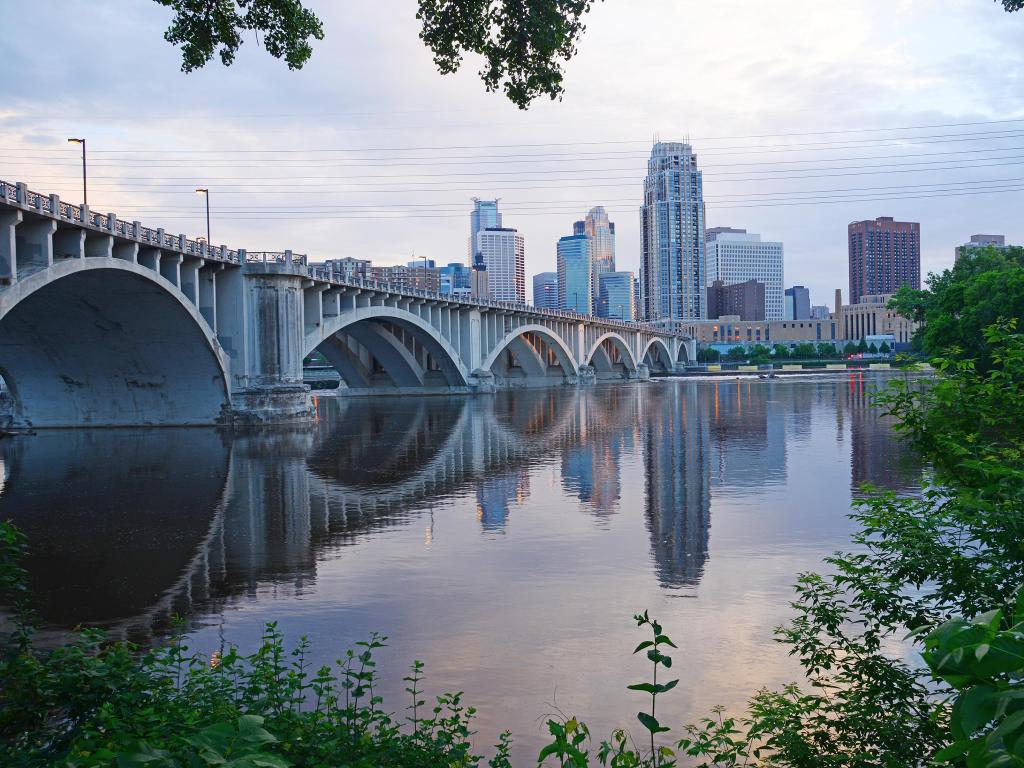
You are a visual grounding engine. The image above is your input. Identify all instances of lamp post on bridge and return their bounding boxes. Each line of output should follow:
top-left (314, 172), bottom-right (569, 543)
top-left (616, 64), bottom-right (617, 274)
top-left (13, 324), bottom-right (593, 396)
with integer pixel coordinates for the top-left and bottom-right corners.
top-left (195, 188), bottom-right (210, 245)
top-left (67, 138), bottom-right (86, 206)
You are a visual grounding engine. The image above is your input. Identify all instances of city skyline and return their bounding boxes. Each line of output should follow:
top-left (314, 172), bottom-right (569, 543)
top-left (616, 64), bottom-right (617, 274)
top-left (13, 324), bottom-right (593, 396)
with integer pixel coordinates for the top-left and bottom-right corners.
top-left (2, 2), bottom-right (1021, 312)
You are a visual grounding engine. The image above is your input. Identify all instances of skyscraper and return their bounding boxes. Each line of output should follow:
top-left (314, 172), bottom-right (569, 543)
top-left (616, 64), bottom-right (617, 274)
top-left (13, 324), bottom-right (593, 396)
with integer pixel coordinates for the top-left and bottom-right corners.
top-left (640, 142), bottom-right (706, 323)
top-left (847, 217), bottom-right (920, 305)
top-left (576, 206), bottom-right (616, 314)
top-left (470, 198), bottom-right (501, 247)
top-left (532, 271), bottom-right (559, 310)
top-left (469, 199), bottom-right (524, 303)
top-left (557, 234), bottom-right (592, 314)
top-left (705, 229), bottom-right (785, 320)
top-left (597, 271), bottom-right (635, 320)
top-left (475, 227), bottom-right (525, 302)
top-left (784, 285), bottom-right (811, 320)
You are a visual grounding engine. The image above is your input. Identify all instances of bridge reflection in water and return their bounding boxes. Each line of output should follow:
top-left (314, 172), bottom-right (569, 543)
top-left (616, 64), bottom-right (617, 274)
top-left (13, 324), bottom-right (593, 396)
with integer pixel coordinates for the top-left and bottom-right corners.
top-left (0, 377), bottom-right (919, 645)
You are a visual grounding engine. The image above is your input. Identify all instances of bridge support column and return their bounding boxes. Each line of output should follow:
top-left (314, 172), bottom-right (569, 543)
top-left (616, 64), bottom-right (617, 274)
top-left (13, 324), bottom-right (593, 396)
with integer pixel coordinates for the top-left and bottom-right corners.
top-left (636, 363), bottom-right (650, 381)
top-left (228, 267), bottom-right (314, 425)
top-left (468, 368), bottom-right (496, 393)
top-left (0, 209), bottom-right (21, 284)
top-left (577, 364), bottom-right (596, 385)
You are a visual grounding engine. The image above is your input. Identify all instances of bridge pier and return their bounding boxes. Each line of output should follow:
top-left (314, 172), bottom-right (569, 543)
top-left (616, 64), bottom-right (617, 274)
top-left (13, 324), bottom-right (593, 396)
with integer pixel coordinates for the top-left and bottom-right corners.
top-left (228, 265), bottom-right (314, 425)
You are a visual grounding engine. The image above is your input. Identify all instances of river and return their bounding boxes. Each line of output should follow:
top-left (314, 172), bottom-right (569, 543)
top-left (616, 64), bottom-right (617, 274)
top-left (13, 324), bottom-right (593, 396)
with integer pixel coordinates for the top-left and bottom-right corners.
top-left (0, 373), bottom-right (920, 761)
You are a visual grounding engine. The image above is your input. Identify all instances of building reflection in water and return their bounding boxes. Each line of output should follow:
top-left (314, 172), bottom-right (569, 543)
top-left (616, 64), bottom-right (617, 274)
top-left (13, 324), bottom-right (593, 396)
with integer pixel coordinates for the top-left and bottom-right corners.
top-left (841, 371), bottom-right (921, 494)
top-left (643, 384), bottom-right (711, 588)
top-left (0, 376), bottom-right (919, 640)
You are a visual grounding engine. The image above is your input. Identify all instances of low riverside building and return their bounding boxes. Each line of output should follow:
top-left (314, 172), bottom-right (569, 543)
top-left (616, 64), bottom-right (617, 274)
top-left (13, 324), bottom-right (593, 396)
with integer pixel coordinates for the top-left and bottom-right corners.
top-left (683, 287), bottom-right (917, 352)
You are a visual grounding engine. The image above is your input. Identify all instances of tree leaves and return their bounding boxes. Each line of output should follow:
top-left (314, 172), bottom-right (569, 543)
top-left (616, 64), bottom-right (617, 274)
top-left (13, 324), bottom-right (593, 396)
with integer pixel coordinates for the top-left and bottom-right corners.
top-left (415, 0), bottom-right (598, 109)
top-left (155, 0), bottom-right (324, 72)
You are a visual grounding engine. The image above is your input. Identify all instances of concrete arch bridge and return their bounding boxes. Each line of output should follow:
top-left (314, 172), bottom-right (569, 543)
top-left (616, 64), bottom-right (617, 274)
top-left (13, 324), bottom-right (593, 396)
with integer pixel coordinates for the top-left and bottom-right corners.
top-left (0, 180), bottom-right (693, 427)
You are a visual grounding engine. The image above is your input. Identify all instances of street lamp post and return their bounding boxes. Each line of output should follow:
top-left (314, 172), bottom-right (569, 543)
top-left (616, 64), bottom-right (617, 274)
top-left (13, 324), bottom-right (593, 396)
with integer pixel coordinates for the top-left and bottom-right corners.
top-left (195, 188), bottom-right (210, 245)
top-left (67, 138), bottom-right (86, 205)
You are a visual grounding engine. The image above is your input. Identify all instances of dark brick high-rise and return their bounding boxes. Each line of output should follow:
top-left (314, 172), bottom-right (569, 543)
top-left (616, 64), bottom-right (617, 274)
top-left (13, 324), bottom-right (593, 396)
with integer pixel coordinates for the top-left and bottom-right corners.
top-left (847, 217), bottom-right (920, 305)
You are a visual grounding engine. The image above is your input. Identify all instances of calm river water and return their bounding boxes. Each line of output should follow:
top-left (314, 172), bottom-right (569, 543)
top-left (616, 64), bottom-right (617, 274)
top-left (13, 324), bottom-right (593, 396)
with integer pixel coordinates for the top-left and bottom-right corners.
top-left (0, 374), bottom-right (920, 761)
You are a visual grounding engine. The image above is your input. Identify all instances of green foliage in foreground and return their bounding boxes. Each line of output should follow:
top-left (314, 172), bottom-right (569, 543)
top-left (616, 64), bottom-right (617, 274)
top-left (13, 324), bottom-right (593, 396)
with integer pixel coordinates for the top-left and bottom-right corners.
top-left (0, 587), bottom-right (508, 766)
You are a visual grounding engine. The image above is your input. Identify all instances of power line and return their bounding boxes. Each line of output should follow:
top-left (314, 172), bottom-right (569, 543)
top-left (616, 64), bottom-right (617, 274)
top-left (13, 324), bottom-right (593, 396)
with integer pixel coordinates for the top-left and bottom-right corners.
top-left (92, 184), bottom-right (1024, 221)
top-left (5, 124), bottom-right (1024, 158)
top-left (16, 156), bottom-right (1024, 195)
top-left (96, 176), bottom-right (1024, 211)
top-left (12, 144), bottom-right (1024, 180)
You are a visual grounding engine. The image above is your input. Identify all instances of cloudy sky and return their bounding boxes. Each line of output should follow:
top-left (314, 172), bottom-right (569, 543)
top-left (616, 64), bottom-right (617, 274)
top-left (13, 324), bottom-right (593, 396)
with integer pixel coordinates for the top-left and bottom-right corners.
top-left (2, 0), bottom-right (1023, 308)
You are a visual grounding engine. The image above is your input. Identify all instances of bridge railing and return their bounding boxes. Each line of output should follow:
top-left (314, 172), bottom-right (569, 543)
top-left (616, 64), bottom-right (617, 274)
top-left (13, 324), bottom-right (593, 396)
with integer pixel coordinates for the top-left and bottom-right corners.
top-left (304, 265), bottom-right (667, 334)
top-left (1, 179), bottom-right (243, 265)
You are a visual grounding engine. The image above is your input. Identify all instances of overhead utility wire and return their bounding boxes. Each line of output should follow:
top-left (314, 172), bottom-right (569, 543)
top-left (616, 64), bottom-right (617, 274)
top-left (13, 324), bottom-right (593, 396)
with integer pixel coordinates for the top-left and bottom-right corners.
top-left (99, 184), bottom-right (1024, 220)
top-left (14, 144), bottom-right (1024, 180)
top-left (5, 124), bottom-right (1024, 157)
top-left (103, 176), bottom-right (1024, 211)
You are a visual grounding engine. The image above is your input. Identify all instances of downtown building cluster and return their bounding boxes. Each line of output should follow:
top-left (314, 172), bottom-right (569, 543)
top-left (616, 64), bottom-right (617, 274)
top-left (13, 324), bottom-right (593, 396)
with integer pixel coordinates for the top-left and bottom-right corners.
top-left (320, 140), bottom-right (1014, 355)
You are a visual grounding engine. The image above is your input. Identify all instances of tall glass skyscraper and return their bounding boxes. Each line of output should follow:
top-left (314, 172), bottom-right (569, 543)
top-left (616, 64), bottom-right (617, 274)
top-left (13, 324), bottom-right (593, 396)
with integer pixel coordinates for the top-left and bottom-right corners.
top-left (557, 234), bottom-right (592, 314)
top-left (470, 199), bottom-right (501, 245)
top-left (575, 206), bottom-right (616, 314)
top-left (640, 142), bottom-right (706, 322)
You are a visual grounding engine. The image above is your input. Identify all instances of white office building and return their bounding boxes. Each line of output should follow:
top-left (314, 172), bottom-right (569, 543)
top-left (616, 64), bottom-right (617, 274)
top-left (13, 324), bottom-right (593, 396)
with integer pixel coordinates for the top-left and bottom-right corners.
top-left (475, 227), bottom-right (525, 303)
top-left (705, 230), bottom-right (785, 321)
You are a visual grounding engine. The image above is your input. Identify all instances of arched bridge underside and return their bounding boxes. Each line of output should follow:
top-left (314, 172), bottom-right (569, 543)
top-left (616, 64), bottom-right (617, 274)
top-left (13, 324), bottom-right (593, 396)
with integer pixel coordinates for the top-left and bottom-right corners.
top-left (0, 181), bottom-right (693, 426)
top-left (0, 260), bottom-right (229, 427)
top-left (303, 296), bottom-right (692, 396)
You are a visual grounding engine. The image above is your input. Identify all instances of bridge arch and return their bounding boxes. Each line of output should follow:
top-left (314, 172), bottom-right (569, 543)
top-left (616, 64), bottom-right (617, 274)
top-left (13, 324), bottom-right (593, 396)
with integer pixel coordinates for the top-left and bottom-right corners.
top-left (585, 332), bottom-right (638, 379)
top-left (642, 338), bottom-right (674, 373)
top-left (676, 339), bottom-right (692, 364)
top-left (483, 324), bottom-right (579, 385)
top-left (0, 259), bottom-right (230, 427)
top-left (310, 306), bottom-right (470, 391)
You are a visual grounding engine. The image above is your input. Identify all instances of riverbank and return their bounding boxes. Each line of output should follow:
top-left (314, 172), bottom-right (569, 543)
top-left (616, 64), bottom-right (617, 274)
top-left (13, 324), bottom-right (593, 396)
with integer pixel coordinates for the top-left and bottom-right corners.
top-left (658, 361), bottom-right (928, 378)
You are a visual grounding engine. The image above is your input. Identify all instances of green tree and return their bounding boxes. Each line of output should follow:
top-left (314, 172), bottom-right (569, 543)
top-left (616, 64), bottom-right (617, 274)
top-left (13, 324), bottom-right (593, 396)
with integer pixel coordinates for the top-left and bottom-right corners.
top-left (816, 342), bottom-right (836, 358)
top-left (772, 344), bottom-right (789, 359)
top-left (696, 347), bottom-right (720, 363)
top-left (791, 342), bottom-right (816, 360)
top-left (857, 338), bottom-right (869, 353)
top-left (879, 341), bottom-right (891, 354)
top-left (155, 0), bottom-right (325, 71)
top-left (154, 0), bottom-right (600, 108)
top-left (843, 341), bottom-right (858, 356)
top-left (868, 342), bottom-right (879, 354)
top-left (890, 245), bottom-right (1024, 369)
top-left (747, 344), bottom-right (771, 362)
top-left (725, 346), bottom-right (746, 362)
